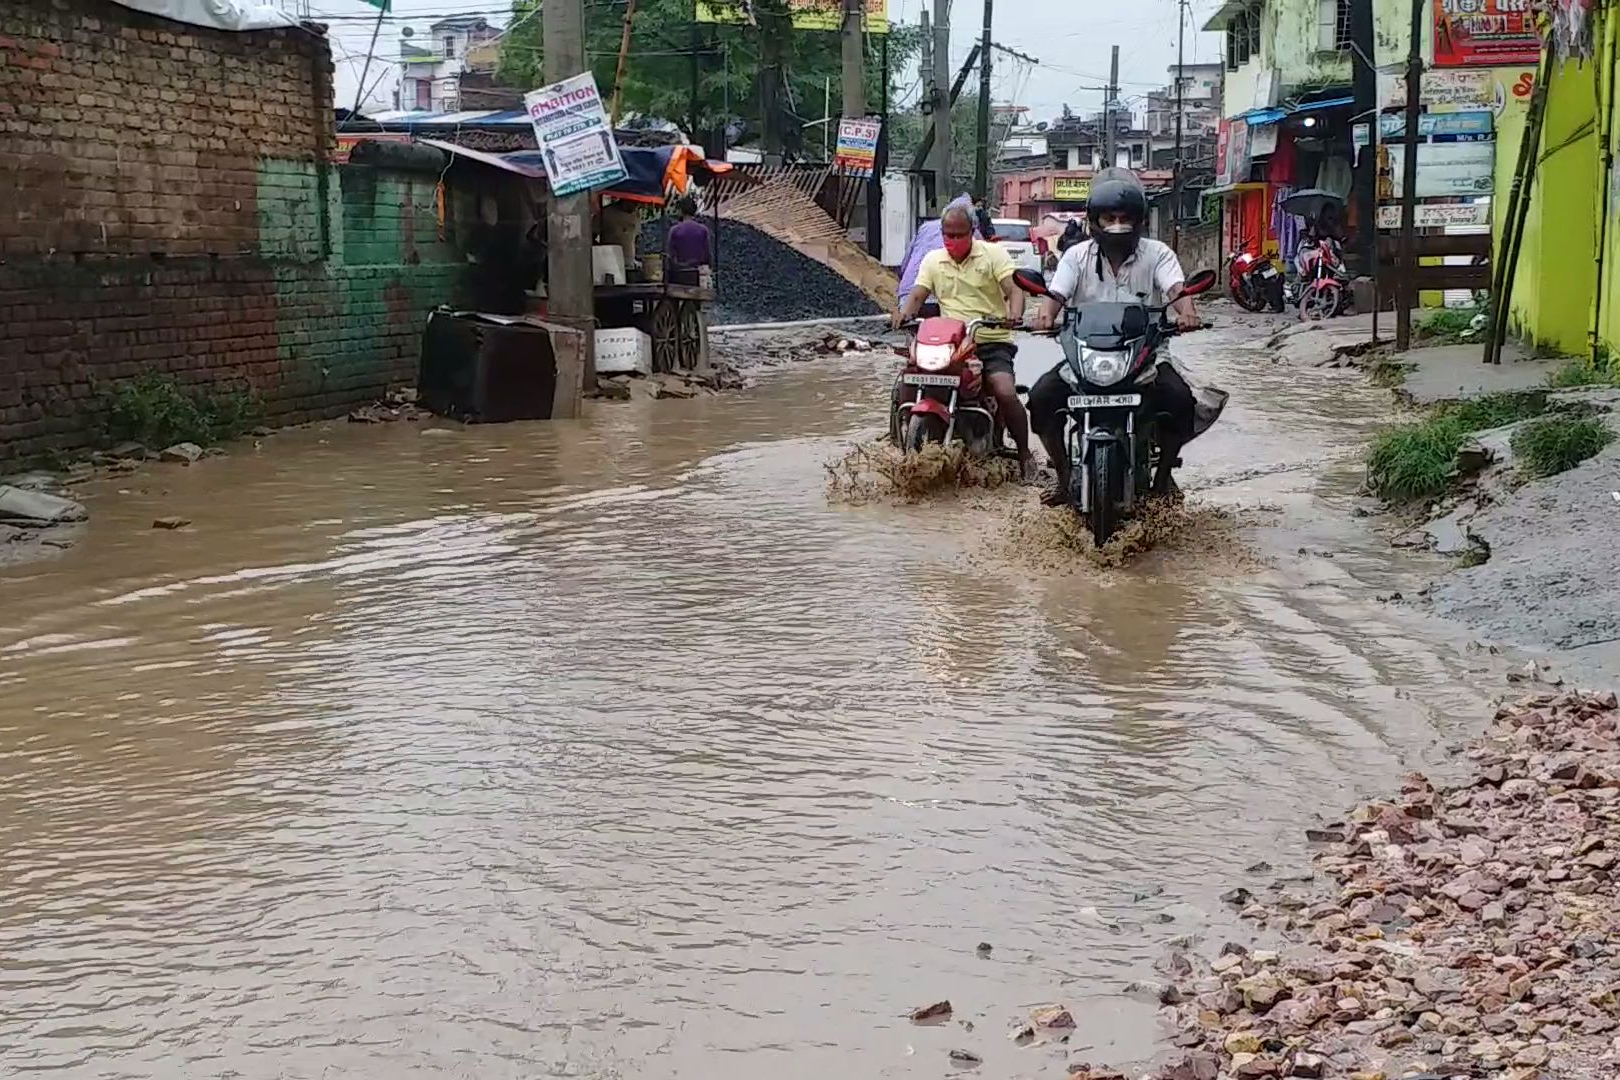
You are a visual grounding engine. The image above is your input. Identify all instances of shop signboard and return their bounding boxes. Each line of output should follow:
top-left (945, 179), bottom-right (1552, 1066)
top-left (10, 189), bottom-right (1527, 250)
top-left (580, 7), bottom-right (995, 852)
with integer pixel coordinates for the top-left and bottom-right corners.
top-left (1433, 0), bottom-right (1541, 67)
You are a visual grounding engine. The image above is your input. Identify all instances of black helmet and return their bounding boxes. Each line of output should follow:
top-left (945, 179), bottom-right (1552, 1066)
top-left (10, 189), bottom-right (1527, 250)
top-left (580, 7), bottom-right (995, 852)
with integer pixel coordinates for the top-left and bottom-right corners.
top-left (1086, 169), bottom-right (1147, 260)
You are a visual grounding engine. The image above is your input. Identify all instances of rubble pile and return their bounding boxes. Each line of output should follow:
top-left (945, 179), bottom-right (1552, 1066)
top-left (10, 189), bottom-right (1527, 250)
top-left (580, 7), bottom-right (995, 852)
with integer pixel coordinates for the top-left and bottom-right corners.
top-left (592, 366), bottom-right (747, 403)
top-left (1116, 689), bottom-right (1620, 1080)
top-left (639, 219), bottom-right (882, 325)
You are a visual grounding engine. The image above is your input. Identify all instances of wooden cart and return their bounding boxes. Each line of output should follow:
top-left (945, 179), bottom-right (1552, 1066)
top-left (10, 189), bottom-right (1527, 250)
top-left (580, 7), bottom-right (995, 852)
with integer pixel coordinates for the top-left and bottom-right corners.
top-left (593, 282), bottom-right (714, 373)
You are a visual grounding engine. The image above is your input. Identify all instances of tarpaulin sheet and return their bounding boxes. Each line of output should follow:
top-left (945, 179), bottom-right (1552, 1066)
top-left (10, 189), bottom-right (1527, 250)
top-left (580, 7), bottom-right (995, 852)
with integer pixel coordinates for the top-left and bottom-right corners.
top-left (417, 139), bottom-right (731, 205)
top-left (109, 0), bottom-right (297, 32)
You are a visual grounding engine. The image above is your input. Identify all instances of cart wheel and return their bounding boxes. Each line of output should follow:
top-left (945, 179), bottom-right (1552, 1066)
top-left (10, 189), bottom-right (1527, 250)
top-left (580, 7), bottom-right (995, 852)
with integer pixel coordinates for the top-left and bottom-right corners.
top-left (651, 299), bottom-right (679, 373)
top-left (677, 301), bottom-right (703, 370)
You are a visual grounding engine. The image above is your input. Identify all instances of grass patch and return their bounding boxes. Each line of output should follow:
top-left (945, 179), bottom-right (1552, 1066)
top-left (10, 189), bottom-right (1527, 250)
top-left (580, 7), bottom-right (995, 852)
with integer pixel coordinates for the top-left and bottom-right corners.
top-left (1366, 391), bottom-right (1548, 502)
top-left (99, 373), bottom-right (260, 449)
top-left (1415, 304), bottom-right (1486, 345)
top-left (1511, 415), bottom-right (1615, 478)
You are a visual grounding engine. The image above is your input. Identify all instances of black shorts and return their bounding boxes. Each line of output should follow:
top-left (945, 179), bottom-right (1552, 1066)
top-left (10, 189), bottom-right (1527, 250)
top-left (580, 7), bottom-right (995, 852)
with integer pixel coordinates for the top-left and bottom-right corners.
top-left (976, 340), bottom-right (1017, 379)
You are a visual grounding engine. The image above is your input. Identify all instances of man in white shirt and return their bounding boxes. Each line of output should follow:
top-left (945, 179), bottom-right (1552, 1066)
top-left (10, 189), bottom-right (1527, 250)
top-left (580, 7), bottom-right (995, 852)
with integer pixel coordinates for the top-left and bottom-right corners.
top-left (1026, 170), bottom-right (1203, 502)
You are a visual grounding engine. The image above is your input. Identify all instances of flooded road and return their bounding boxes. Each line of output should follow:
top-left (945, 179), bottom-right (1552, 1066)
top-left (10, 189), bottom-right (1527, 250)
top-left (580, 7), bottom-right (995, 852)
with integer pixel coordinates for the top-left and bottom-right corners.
top-left (0, 313), bottom-right (1492, 1079)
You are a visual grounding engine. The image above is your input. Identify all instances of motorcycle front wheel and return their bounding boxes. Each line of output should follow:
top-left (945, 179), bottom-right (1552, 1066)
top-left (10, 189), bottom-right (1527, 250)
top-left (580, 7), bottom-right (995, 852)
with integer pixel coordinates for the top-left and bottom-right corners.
top-left (904, 412), bottom-right (948, 453)
top-left (1300, 281), bottom-right (1343, 322)
top-left (1085, 441), bottom-right (1123, 548)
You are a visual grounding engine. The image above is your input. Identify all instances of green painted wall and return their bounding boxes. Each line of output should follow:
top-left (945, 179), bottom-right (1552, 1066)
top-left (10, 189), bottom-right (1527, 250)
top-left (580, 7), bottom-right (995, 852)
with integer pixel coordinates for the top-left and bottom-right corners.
top-left (254, 160), bottom-right (467, 410)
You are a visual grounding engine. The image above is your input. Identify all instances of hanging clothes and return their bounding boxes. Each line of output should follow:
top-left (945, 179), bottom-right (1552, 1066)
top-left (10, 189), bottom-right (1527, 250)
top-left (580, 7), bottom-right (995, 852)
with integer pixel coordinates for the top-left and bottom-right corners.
top-left (1271, 184), bottom-right (1303, 269)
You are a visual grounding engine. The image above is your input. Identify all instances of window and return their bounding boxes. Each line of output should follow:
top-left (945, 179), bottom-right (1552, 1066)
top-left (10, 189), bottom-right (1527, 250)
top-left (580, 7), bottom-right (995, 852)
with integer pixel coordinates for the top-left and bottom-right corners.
top-left (415, 79), bottom-right (431, 109)
top-left (1317, 0), bottom-right (1352, 51)
top-left (444, 36), bottom-right (456, 57)
top-left (1247, 9), bottom-right (1262, 57)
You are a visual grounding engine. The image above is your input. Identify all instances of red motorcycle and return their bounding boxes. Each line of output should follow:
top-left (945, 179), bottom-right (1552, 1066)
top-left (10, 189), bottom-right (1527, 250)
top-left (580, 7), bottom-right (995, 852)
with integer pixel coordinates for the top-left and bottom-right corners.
top-left (1290, 236), bottom-right (1352, 321)
top-left (888, 315), bottom-right (1009, 456)
top-left (1228, 237), bottom-right (1284, 312)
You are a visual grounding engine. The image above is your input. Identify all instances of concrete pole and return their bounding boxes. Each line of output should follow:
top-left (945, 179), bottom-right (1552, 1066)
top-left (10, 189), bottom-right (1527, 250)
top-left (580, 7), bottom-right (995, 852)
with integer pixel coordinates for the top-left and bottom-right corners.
top-left (544, 0), bottom-right (594, 408)
top-left (973, 0), bottom-right (992, 200)
top-left (920, 9), bottom-right (934, 205)
top-left (842, 0), bottom-right (868, 238)
top-left (1173, 0), bottom-right (1185, 251)
top-left (1394, 0), bottom-right (1423, 351)
top-left (932, 0), bottom-right (953, 210)
top-left (1104, 45), bottom-right (1119, 168)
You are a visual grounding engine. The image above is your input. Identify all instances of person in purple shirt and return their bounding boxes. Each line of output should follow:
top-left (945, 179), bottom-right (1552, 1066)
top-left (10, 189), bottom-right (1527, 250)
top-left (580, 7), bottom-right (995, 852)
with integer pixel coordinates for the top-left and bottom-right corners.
top-left (665, 197), bottom-right (711, 284)
top-left (896, 193), bottom-right (973, 310)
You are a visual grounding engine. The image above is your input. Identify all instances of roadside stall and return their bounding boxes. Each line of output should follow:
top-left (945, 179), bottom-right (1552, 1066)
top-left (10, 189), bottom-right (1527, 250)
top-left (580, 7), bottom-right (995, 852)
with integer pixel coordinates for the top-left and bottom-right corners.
top-left (416, 139), bottom-right (735, 374)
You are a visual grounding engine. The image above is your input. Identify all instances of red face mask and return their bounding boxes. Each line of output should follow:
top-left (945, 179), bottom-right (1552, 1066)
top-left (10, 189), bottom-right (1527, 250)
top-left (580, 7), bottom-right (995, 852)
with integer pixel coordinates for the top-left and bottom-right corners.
top-left (944, 235), bottom-right (973, 262)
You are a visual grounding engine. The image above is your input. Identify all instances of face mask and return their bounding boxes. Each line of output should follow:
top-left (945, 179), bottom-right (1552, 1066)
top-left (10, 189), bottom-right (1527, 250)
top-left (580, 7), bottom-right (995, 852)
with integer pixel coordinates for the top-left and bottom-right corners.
top-left (944, 235), bottom-right (973, 262)
top-left (1101, 223), bottom-right (1134, 235)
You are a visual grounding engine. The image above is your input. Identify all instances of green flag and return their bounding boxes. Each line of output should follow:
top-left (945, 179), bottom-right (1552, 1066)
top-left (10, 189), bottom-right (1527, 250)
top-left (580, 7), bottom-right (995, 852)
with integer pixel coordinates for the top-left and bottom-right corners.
top-left (359, 0), bottom-right (391, 9)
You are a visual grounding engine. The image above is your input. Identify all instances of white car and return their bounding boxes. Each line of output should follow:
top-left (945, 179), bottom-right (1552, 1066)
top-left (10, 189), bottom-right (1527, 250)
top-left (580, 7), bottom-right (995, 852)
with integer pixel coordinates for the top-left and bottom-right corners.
top-left (991, 218), bottom-right (1041, 273)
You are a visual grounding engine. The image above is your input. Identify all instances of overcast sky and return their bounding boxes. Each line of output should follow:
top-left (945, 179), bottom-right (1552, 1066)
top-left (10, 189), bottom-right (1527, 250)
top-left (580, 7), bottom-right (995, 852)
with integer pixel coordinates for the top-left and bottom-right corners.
top-left (308, 0), bottom-right (1228, 123)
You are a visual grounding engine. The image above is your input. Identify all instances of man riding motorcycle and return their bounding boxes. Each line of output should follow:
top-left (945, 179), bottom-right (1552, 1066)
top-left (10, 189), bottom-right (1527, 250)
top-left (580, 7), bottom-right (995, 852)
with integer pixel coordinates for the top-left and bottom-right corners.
top-left (892, 204), bottom-right (1036, 481)
top-left (1028, 169), bottom-right (1205, 503)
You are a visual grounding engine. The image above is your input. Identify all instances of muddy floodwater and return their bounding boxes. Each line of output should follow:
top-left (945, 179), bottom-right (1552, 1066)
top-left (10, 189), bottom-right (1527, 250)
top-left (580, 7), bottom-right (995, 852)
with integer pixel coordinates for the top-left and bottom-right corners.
top-left (1, 316), bottom-right (1496, 1079)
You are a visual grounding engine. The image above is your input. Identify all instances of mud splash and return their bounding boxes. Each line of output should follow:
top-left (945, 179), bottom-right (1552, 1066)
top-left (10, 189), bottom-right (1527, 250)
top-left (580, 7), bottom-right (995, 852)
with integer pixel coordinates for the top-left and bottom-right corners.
top-left (824, 439), bottom-right (1019, 503)
top-left (989, 497), bottom-right (1262, 572)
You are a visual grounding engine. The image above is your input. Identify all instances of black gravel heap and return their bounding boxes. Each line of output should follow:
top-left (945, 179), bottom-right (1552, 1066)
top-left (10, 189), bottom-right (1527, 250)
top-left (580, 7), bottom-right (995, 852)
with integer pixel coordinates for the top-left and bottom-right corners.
top-left (639, 219), bottom-right (881, 326)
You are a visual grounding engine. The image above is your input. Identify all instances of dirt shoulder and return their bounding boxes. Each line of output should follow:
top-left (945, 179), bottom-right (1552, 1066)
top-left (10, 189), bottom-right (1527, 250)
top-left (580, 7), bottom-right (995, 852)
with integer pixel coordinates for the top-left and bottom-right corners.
top-left (1075, 687), bottom-right (1620, 1080)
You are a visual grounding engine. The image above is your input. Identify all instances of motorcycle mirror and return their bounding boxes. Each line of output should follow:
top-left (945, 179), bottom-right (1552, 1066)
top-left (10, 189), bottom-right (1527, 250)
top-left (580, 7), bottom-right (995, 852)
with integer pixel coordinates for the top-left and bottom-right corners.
top-left (1012, 268), bottom-right (1049, 296)
top-left (1181, 269), bottom-right (1218, 297)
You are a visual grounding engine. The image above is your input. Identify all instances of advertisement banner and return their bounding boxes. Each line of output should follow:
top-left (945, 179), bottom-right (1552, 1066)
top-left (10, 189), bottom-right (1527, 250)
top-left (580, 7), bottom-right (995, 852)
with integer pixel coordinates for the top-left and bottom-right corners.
top-left (1433, 0), bottom-right (1541, 67)
top-left (1052, 177), bottom-right (1091, 201)
top-left (1353, 109), bottom-right (1494, 147)
top-left (697, 0), bottom-right (889, 33)
top-left (1228, 118), bottom-right (1251, 183)
top-left (524, 72), bottom-right (628, 197)
top-left (1215, 119), bottom-right (1231, 187)
top-left (833, 118), bottom-right (881, 177)
top-left (1386, 142), bottom-right (1496, 197)
top-left (1375, 202), bottom-right (1491, 229)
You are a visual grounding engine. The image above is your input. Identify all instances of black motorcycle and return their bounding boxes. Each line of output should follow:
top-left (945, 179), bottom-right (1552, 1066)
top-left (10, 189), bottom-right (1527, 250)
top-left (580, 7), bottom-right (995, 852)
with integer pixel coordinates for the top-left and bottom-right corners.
top-left (1014, 268), bottom-right (1218, 546)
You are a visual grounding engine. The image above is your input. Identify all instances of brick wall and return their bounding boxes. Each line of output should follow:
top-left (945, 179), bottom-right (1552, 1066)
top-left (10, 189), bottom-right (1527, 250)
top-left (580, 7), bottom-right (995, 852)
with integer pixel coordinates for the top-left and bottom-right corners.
top-left (0, 0), bottom-right (468, 462)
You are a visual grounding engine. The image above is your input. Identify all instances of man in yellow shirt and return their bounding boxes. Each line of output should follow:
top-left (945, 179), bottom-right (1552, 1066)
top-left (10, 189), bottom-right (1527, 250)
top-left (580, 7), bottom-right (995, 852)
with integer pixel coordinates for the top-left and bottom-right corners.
top-left (892, 205), bottom-right (1034, 480)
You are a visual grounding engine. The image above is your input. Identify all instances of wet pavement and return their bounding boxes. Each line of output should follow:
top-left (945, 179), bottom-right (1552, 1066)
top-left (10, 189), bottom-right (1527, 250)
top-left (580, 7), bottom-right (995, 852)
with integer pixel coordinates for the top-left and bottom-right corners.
top-left (0, 310), bottom-right (1498, 1079)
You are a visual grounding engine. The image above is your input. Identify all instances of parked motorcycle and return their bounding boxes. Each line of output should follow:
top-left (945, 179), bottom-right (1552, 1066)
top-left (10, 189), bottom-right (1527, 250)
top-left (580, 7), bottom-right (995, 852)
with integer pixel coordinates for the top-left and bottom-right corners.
top-left (1013, 267), bottom-right (1218, 547)
top-left (1286, 236), bottom-right (1352, 320)
top-left (888, 315), bottom-right (1010, 456)
top-left (1227, 238), bottom-right (1284, 313)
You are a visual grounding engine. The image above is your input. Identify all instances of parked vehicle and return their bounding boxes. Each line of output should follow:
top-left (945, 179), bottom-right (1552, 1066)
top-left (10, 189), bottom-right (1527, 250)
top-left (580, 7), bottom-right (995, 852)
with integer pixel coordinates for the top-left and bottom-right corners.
top-left (991, 218), bottom-right (1042, 274)
top-left (1227, 238), bottom-right (1284, 312)
top-left (1013, 267), bottom-right (1219, 547)
top-left (888, 315), bottom-right (1010, 457)
top-left (1287, 235), bottom-right (1353, 321)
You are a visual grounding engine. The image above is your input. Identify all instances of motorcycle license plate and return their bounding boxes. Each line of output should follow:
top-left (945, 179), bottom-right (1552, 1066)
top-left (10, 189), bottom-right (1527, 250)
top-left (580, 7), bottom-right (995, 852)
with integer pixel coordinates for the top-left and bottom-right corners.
top-left (1258, 266), bottom-right (1279, 279)
top-left (1067, 393), bottom-right (1141, 409)
top-left (902, 373), bottom-right (960, 387)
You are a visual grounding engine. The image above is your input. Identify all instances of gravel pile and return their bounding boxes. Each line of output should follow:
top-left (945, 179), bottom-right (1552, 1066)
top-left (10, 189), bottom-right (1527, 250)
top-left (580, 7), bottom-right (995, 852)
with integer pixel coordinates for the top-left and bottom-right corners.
top-left (1086, 684), bottom-right (1620, 1080)
top-left (639, 219), bottom-right (881, 326)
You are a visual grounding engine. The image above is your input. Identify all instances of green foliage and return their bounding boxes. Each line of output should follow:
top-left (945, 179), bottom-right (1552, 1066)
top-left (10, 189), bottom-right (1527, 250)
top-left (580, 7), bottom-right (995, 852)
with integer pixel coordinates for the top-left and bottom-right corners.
top-left (1547, 360), bottom-right (1609, 388)
top-left (884, 93), bottom-right (982, 188)
top-left (1414, 303), bottom-right (1486, 345)
top-left (1511, 415), bottom-right (1615, 478)
top-left (1365, 392), bottom-right (1547, 502)
top-left (498, 0), bottom-right (921, 154)
top-left (100, 374), bottom-right (260, 449)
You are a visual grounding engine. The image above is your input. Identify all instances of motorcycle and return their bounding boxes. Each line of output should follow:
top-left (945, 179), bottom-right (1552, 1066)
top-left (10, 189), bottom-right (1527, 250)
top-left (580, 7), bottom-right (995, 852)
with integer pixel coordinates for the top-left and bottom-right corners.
top-left (1012, 267), bottom-right (1219, 547)
top-left (888, 314), bottom-right (1010, 456)
top-left (1227, 238), bottom-right (1284, 313)
top-left (1287, 235), bottom-right (1352, 321)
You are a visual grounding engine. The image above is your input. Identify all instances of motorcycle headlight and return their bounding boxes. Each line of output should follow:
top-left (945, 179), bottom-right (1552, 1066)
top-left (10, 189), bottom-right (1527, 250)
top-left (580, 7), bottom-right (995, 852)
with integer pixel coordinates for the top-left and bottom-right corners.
top-left (915, 343), bottom-right (953, 371)
top-left (1078, 347), bottom-right (1130, 387)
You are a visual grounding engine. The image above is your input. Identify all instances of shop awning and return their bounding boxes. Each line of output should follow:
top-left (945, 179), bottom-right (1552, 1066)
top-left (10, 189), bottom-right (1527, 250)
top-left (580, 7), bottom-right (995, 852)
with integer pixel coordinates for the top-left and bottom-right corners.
top-left (1237, 95), bottom-right (1355, 128)
top-left (1240, 107), bottom-right (1287, 126)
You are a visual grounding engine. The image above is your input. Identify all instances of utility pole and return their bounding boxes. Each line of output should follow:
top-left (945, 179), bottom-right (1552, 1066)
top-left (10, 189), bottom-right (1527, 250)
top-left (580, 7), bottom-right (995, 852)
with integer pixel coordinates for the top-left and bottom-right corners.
top-left (920, 9), bottom-right (935, 206)
top-left (1394, 0), bottom-right (1423, 351)
top-left (1103, 45), bottom-right (1119, 168)
top-left (973, 0), bottom-right (993, 200)
top-left (1349, 0), bottom-right (1377, 288)
top-left (544, 0), bottom-right (594, 410)
top-left (841, 0), bottom-right (867, 239)
top-left (1172, 0), bottom-right (1186, 252)
top-left (932, 0), bottom-right (953, 209)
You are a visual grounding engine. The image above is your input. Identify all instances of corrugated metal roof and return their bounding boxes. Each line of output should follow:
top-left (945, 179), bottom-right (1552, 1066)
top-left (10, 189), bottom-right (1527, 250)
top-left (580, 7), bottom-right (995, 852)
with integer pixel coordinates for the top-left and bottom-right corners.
top-left (366, 109), bottom-right (531, 127)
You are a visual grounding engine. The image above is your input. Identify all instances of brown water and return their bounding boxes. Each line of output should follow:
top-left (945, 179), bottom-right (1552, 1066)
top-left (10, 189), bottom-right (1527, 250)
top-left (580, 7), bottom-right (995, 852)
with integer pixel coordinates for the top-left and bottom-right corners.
top-left (0, 315), bottom-right (1492, 1079)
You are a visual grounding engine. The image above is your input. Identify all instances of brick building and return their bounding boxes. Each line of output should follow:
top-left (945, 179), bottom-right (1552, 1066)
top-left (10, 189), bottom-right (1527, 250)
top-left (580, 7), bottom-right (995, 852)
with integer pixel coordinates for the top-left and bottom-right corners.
top-left (0, 0), bottom-right (468, 462)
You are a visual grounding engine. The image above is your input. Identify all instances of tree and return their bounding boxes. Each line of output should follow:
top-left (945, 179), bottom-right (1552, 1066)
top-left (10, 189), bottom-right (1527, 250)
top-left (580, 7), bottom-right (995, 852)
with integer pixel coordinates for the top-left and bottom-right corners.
top-left (497, 0), bottom-right (920, 157)
top-left (886, 93), bottom-right (981, 192)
